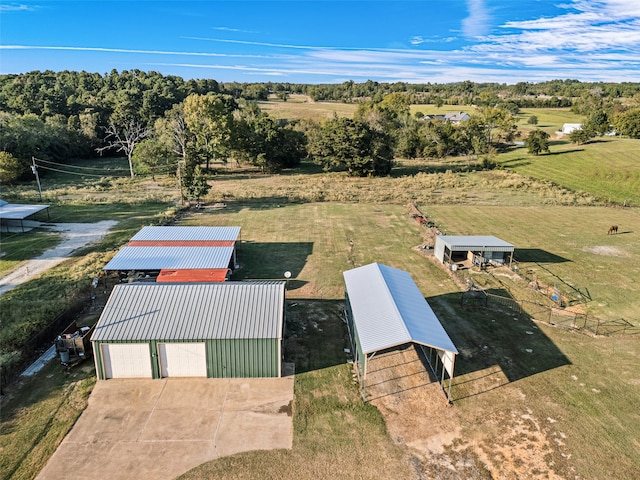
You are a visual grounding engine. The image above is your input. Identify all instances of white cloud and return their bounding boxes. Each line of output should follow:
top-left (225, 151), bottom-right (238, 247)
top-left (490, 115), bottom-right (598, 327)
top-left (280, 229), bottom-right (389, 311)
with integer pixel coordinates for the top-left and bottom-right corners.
top-left (0, 4), bottom-right (34, 12)
top-left (462, 0), bottom-right (491, 38)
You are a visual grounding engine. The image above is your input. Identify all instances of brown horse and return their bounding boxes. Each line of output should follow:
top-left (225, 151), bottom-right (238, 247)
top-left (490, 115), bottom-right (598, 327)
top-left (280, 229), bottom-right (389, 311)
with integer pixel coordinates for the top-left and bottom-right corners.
top-left (608, 225), bottom-right (618, 235)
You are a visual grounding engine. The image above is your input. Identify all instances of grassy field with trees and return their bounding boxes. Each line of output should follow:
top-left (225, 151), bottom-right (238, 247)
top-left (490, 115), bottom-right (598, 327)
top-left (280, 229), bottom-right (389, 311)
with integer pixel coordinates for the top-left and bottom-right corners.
top-left (1, 74), bottom-right (640, 479)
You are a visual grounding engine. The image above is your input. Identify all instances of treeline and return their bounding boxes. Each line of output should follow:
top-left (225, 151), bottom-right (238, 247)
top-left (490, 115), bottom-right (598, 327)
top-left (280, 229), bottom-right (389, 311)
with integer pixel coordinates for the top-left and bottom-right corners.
top-left (1, 70), bottom-right (640, 190)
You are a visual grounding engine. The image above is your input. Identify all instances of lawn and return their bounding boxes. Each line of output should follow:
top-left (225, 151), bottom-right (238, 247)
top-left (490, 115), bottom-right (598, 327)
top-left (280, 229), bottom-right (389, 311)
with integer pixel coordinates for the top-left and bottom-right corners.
top-left (498, 138), bottom-right (640, 205)
top-left (257, 95), bottom-right (358, 121)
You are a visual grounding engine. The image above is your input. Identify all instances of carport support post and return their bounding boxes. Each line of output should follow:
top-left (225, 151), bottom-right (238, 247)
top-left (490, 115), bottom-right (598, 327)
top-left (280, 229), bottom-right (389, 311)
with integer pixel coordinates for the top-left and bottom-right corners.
top-left (363, 355), bottom-right (367, 401)
top-left (447, 355), bottom-right (456, 403)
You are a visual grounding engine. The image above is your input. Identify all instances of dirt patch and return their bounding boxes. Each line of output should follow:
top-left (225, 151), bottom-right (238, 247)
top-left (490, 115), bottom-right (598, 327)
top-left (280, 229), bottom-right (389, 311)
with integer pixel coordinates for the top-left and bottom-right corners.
top-left (582, 245), bottom-right (629, 257)
top-left (365, 342), bottom-right (571, 479)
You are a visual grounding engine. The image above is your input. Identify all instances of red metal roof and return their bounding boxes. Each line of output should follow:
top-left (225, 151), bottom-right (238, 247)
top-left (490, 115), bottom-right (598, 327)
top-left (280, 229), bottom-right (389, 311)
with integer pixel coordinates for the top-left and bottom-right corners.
top-left (156, 268), bottom-right (230, 283)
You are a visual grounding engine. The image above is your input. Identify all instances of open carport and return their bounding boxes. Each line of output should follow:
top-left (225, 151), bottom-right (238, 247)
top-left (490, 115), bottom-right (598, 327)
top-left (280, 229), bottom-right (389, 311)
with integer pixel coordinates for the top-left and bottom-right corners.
top-left (343, 263), bottom-right (458, 402)
top-left (36, 377), bottom-right (294, 480)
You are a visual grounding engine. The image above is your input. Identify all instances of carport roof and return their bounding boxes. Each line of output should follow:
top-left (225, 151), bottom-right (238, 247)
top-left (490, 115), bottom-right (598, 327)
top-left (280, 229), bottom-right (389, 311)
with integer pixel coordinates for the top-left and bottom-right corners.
top-left (131, 226), bottom-right (241, 242)
top-left (343, 263), bottom-right (458, 355)
top-left (91, 281), bottom-right (285, 341)
top-left (437, 235), bottom-right (514, 252)
top-left (0, 201), bottom-right (49, 220)
top-left (103, 246), bottom-right (234, 270)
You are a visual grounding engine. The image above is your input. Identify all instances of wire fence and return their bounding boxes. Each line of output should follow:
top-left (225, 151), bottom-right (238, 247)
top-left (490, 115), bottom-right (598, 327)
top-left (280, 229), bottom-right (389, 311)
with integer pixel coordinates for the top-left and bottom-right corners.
top-left (461, 289), bottom-right (640, 337)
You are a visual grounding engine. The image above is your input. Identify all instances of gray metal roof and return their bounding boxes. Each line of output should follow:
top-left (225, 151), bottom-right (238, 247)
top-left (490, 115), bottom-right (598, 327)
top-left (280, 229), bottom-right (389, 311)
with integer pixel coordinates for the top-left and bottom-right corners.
top-left (103, 246), bottom-right (234, 270)
top-left (131, 226), bottom-right (241, 242)
top-left (0, 202), bottom-right (49, 220)
top-left (343, 263), bottom-right (458, 355)
top-left (437, 235), bottom-right (514, 252)
top-left (91, 282), bottom-right (285, 341)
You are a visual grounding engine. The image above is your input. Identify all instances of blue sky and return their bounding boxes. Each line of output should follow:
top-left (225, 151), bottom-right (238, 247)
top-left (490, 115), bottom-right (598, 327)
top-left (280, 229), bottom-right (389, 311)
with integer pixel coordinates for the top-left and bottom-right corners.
top-left (1, 0), bottom-right (639, 84)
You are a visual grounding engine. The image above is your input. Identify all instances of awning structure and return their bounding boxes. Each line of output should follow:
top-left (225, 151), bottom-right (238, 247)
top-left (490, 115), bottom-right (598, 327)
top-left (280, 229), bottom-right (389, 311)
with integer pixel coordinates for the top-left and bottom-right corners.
top-left (343, 263), bottom-right (458, 402)
top-left (0, 200), bottom-right (50, 232)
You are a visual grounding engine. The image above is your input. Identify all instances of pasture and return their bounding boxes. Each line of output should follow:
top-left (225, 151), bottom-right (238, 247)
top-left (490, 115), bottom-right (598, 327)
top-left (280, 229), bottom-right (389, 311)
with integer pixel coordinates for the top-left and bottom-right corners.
top-left (178, 201), bottom-right (640, 479)
top-left (499, 138), bottom-right (640, 206)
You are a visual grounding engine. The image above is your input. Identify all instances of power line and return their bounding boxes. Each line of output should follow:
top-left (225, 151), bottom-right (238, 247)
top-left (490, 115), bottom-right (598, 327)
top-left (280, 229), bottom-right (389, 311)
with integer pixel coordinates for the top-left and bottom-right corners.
top-left (34, 164), bottom-right (129, 178)
top-left (33, 157), bottom-right (130, 172)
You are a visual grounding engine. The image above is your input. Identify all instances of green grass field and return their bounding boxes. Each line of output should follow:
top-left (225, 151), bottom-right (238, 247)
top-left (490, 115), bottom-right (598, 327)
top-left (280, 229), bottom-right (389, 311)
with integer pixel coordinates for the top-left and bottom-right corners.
top-left (499, 138), bottom-right (640, 205)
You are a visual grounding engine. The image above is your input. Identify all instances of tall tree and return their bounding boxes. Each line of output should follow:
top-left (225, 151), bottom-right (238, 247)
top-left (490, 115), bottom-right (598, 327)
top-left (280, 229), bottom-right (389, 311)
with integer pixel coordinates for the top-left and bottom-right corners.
top-left (131, 138), bottom-right (174, 179)
top-left (308, 116), bottom-right (394, 177)
top-left (613, 108), bottom-right (640, 138)
top-left (96, 120), bottom-right (151, 177)
top-left (183, 93), bottom-right (237, 170)
top-left (525, 129), bottom-right (550, 155)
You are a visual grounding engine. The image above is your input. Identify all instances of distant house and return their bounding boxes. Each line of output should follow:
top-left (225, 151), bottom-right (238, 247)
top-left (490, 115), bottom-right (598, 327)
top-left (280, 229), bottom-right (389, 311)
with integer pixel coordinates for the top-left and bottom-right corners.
top-left (561, 123), bottom-right (582, 134)
top-left (423, 112), bottom-right (470, 124)
top-left (444, 112), bottom-right (471, 124)
top-left (424, 114), bottom-right (446, 122)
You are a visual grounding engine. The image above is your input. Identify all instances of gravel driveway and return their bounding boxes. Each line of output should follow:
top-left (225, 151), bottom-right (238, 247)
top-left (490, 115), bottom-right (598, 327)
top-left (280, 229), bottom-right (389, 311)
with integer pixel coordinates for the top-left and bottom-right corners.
top-left (0, 220), bottom-right (117, 296)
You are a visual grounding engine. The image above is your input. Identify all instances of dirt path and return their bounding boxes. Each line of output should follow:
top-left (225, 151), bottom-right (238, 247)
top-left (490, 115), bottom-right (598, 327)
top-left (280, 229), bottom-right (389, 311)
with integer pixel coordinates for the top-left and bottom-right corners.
top-left (0, 220), bottom-right (117, 296)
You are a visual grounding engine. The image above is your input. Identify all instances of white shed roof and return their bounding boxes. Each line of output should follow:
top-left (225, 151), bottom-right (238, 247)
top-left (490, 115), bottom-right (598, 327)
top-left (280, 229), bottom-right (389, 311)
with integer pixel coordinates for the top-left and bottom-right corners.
top-left (343, 263), bottom-right (458, 355)
top-left (131, 226), bottom-right (240, 242)
top-left (103, 246), bottom-right (234, 270)
top-left (437, 235), bottom-right (514, 252)
top-left (91, 281), bottom-right (285, 341)
top-left (0, 202), bottom-right (49, 220)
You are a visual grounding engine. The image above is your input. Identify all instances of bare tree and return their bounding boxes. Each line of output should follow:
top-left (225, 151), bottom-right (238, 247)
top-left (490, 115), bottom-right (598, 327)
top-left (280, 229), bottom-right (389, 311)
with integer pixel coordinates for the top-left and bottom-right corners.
top-left (96, 120), bottom-right (151, 177)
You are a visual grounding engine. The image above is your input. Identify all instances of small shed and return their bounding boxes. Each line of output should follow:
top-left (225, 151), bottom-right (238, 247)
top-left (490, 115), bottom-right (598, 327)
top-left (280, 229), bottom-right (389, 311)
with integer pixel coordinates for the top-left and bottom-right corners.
top-left (434, 235), bottom-right (514, 268)
top-left (91, 281), bottom-right (285, 379)
top-left (343, 263), bottom-right (458, 402)
top-left (561, 123), bottom-right (582, 134)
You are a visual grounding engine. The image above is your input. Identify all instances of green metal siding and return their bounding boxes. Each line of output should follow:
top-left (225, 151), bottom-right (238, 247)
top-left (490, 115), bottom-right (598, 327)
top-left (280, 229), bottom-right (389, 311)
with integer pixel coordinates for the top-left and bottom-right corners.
top-left (93, 338), bottom-right (281, 379)
top-left (208, 338), bottom-right (280, 377)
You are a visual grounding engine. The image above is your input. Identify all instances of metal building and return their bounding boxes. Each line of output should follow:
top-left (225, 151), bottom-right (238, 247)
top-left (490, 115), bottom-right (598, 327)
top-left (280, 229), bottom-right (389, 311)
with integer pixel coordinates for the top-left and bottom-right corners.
top-left (91, 281), bottom-right (285, 379)
top-left (343, 263), bottom-right (458, 402)
top-left (434, 235), bottom-right (514, 268)
top-left (103, 226), bottom-right (241, 282)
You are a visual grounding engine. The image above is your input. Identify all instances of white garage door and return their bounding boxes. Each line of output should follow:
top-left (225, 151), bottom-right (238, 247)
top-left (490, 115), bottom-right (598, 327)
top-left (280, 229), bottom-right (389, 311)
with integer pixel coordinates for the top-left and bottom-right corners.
top-left (159, 343), bottom-right (207, 377)
top-left (101, 343), bottom-right (152, 379)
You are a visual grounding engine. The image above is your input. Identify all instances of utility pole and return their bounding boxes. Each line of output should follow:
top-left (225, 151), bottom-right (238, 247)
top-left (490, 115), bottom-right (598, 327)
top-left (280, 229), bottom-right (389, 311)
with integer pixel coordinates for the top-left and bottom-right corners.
top-left (31, 157), bottom-right (43, 201)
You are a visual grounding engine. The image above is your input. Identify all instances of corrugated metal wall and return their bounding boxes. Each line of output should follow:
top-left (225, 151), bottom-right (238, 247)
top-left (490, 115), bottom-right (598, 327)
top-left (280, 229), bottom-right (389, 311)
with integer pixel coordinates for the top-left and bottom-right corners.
top-left (93, 338), bottom-right (281, 379)
top-left (208, 338), bottom-right (280, 378)
top-left (434, 237), bottom-right (445, 263)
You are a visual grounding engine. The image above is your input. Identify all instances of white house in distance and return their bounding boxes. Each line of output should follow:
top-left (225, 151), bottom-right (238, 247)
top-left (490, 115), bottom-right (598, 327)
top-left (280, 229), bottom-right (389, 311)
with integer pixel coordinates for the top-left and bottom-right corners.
top-left (561, 123), bottom-right (582, 134)
top-left (444, 112), bottom-right (471, 124)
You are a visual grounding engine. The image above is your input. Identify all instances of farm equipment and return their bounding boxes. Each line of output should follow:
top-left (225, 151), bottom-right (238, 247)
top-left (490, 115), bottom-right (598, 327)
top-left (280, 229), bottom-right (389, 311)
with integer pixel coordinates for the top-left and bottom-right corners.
top-left (55, 322), bottom-right (96, 367)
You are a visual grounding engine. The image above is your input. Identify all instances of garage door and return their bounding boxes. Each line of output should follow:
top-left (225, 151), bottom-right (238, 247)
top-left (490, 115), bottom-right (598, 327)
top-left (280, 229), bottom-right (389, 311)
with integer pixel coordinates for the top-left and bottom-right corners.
top-left (159, 343), bottom-right (207, 377)
top-left (101, 343), bottom-right (152, 379)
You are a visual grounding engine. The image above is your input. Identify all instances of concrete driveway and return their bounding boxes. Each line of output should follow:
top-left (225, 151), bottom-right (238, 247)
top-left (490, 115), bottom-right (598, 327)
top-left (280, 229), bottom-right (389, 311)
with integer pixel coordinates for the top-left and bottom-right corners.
top-left (36, 377), bottom-right (294, 480)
